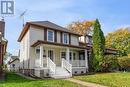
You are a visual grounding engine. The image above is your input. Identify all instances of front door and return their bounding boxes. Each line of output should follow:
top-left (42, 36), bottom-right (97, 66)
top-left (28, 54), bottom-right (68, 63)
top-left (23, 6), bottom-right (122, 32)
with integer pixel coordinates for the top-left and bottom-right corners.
top-left (61, 52), bottom-right (66, 59)
top-left (48, 50), bottom-right (54, 61)
top-left (79, 52), bottom-right (85, 60)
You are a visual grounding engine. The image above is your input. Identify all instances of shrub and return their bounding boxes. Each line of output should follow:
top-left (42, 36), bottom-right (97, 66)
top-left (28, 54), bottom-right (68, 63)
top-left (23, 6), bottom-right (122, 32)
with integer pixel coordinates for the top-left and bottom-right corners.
top-left (102, 55), bottom-right (118, 72)
top-left (128, 54), bottom-right (130, 58)
top-left (118, 56), bottom-right (130, 71)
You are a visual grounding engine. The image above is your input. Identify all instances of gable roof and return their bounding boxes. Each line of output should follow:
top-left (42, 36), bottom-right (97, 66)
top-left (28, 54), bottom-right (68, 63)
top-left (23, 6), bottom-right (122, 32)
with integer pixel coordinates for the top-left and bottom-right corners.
top-left (18, 21), bottom-right (81, 42)
top-left (29, 21), bottom-right (68, 31)
top-left (8, 58), bottom-right (19, 64)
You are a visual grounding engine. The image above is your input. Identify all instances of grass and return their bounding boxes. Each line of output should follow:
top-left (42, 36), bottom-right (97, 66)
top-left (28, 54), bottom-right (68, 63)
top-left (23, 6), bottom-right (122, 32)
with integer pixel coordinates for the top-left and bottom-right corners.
top-left (0, 73), bottom-right (84, 87)
top-left (74, 72), bottom-right (130, 87)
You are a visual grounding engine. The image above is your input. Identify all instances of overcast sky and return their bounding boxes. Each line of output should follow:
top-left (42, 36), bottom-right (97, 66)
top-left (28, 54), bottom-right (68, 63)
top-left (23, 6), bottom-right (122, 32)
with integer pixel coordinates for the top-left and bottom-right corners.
top-left (3, 0), bottom-right (130, 54)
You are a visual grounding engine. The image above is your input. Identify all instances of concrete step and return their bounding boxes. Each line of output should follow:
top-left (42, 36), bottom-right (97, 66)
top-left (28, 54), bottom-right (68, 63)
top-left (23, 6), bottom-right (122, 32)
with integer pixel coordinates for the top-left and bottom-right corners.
top-left (51, 75), bottom-right (71, 79)
top-left (51, 67), bottom-right (71, 79)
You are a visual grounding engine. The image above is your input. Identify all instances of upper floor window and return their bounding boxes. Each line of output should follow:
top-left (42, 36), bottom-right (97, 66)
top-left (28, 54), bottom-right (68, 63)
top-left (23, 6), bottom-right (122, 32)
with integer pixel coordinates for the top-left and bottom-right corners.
top-left (47, 30), bottom-right (54, 42)
top-left (63, 33), bottom-right (68, 44)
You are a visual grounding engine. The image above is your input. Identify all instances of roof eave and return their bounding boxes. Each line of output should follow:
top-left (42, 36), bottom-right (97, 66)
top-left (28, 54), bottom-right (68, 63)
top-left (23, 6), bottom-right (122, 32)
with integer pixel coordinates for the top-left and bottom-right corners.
top-left (18, 21), bottom-right (82, 42)
top-left (17, 23), bottom-right (30, 42)
top-left (29, 23), bottom-right (81, 36)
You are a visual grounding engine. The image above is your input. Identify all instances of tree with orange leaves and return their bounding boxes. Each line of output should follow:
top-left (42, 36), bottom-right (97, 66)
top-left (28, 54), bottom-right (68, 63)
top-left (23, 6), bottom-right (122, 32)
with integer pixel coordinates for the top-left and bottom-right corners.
top-left (67, 20), bottom-right (95, 35)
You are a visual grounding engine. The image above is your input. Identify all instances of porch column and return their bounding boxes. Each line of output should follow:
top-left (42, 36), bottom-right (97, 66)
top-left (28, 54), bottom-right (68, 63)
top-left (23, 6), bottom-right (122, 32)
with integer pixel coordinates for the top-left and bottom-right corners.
top-left (66, 48), bottom-right (70, 62)
top-left (85, 49), bottom-right (88, 71)
top-left (40, 45), bottom-right (43, 67)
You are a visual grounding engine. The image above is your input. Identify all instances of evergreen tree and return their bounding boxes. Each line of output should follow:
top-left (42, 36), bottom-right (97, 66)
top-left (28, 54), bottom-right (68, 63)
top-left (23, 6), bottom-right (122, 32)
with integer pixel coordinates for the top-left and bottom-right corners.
top-left (88, 49), bottom-right (94, 72)
top-left (92, 19), bottom-right (105, 72)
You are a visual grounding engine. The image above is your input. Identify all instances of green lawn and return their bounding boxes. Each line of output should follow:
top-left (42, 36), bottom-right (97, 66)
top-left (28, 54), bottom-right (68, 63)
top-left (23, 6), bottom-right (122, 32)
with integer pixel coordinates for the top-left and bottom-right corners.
top-left (74, 72), bottom-right (130, 87)
top-left (0, 73), bottom-right (84, 87)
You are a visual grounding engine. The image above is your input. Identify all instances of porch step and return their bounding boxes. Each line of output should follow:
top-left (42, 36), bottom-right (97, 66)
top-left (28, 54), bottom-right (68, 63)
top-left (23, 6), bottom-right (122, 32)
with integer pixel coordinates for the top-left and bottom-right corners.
top-left (51, 67), bottom-right (71, 79)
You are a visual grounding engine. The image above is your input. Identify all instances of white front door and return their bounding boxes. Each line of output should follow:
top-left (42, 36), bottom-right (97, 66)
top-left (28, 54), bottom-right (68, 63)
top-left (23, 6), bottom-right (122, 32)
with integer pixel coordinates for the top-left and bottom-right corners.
top-left (48, 50), bottom-right (54, 61)
top-left (61, 52), bottom-right (66, 59)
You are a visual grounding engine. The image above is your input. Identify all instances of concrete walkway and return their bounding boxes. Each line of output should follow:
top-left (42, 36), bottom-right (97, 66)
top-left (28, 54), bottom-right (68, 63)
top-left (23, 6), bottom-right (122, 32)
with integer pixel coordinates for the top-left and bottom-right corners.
top-left (66, 78), bottom-right (107, 87)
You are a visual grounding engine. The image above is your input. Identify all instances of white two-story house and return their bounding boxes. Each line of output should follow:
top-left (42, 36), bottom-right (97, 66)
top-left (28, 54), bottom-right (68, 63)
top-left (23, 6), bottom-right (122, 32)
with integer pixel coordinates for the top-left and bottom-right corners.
top-left (18, 21), bottom-right (117, 79)
top-left (18, 21), bottom-right (89, 79)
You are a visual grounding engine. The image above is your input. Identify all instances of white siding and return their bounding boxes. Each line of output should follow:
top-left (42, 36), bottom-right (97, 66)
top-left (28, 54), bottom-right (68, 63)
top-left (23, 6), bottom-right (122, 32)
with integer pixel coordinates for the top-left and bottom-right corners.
top-left (71, 35), bottom-right (79, 46)
top-left (29, 26), bottom-right (44, 69)
top-left (57, 31), bottom-right (61, 43)
top-left (19, 30), bottom-right (30, 69)
top-left (30, 26), bottom-right (44, 45)
top-left (20, 25), bottom-right (44, 69)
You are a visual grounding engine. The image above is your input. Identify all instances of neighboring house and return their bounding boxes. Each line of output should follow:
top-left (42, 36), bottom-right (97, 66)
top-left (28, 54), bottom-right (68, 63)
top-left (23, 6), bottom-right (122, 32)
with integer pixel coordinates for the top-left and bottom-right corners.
top-left (18, 21), bottom-right (117, 79)
top-left (7, 56), bottom-right (20, 72)
top-left (0, 20), bottom-right (8, 75)
top-left (79, 35), bottom-right (118, 55)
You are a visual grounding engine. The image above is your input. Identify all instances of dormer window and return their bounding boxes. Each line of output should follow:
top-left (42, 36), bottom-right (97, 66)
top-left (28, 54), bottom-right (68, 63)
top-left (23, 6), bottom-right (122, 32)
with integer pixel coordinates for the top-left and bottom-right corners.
top-left (63, 33), bottom-right (69, 44)
top-left (47, 30), bottom-right (54, 42)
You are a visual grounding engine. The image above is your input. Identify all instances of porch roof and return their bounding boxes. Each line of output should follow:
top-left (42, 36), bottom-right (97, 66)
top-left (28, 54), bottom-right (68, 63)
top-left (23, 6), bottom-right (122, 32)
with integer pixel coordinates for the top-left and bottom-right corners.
top-left (31, 40), bottom-right (88, 49)
top-left (86, 44), bottom-right (118, 55)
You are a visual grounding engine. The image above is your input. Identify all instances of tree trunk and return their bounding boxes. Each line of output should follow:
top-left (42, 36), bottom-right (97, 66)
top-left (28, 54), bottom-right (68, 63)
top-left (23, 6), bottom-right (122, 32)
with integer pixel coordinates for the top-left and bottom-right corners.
top-left (0, 66), bottom-right (3, 80)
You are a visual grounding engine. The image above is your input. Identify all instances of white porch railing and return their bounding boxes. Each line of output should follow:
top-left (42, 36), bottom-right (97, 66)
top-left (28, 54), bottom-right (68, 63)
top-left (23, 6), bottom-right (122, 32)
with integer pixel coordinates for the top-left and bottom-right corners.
top-left (70, 60), bottom-right (86, 67)
top-left (62, 58), bottom-right (72, 74)
top-left (47, 57), bottom-right (56, 74)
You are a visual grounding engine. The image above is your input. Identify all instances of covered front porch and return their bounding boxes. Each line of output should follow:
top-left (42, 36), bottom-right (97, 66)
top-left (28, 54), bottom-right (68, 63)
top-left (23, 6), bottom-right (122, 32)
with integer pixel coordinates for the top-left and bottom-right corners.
top-left (35, 44), bottom-right (88, 67)
top-left (34, 44), bottom-right (88, 77)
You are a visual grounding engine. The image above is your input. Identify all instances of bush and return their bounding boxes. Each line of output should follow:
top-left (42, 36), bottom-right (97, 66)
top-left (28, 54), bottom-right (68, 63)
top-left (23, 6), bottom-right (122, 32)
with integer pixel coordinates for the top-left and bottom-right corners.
top-left (118, 56), bottom-right (130, 71)
top-left (102, 55), bottom-right (118, 72)
top-left (128, 54), bottom-right (130, 58)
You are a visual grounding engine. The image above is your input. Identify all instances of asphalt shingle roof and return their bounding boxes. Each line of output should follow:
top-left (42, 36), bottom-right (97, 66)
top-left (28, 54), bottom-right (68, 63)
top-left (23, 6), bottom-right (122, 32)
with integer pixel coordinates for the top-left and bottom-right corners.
top-left (28, 21), bottom-right (80, 35)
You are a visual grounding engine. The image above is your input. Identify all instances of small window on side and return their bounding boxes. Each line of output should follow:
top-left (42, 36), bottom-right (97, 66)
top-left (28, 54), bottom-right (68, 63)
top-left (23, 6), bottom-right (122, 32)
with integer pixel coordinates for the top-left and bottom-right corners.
top-left (35, 49), bottom-right (40, 54)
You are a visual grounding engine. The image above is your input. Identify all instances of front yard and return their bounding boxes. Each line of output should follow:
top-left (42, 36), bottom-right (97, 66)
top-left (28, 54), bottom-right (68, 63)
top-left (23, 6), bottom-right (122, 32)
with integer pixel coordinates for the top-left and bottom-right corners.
top-left (0, 73), bottom-right (84, 87)
top-left (74, 72), bottom-right (130, 87)
top-left (2, 72), bottom-right (130, 87)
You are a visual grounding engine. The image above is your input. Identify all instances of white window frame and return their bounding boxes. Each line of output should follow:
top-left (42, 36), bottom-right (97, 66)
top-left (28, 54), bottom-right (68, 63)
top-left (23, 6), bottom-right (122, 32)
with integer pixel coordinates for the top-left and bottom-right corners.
top-left (63, 33), bottom-right (69, 44)
top-left (47, 29), bottom-right (54, 42)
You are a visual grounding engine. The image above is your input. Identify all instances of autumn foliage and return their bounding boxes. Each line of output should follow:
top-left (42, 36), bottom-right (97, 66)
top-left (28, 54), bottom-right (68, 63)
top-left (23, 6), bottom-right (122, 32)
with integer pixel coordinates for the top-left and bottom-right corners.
top-left (105, 28), bottom-right (130, 56)
top-left (118, 56), bottom-right (130, 70)
top-left (67, 20), bottom-right (95, 35)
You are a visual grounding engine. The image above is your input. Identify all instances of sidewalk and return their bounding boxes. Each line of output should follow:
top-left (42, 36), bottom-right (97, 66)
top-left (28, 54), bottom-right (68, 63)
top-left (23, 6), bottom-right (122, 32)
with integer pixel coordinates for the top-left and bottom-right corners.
top-left (66, 78), bottom-right (107, 87)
